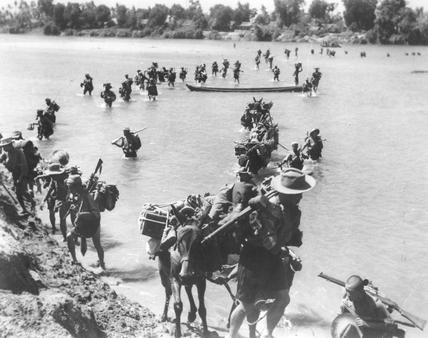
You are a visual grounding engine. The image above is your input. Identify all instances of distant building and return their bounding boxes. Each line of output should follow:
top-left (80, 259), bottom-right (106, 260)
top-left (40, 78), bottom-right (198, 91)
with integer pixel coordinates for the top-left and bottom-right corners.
top-left (238, 21), bottom-right (253, 30)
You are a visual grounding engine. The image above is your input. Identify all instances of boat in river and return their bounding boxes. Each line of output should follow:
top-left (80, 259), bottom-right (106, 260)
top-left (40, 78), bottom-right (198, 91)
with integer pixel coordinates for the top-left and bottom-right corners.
top-left (186, 84), bottom-right (302, 93)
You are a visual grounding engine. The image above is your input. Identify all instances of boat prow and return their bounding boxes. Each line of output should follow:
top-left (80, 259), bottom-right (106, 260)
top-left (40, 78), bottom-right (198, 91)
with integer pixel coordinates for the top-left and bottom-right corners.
top-left (186, 84), bottom-right (303, 93)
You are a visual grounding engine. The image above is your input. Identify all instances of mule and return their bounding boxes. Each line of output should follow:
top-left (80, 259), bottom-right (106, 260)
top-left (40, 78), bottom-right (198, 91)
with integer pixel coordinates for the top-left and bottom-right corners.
top-left (170, 223), bottom-right (224, 338)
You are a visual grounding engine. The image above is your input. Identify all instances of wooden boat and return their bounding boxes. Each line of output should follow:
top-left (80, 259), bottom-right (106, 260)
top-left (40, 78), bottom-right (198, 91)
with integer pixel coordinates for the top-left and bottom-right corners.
top-left (186, 84), bottom-right (302, 93)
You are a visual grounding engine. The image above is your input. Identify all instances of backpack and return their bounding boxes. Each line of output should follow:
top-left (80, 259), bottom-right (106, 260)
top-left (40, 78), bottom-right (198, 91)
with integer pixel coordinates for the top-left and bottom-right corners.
top-left (92, 182), bottom-right (119, 212)
top-left (104, 184), bottom-right (119, 211)
top-left (132, 135), bottom-right (142, 150)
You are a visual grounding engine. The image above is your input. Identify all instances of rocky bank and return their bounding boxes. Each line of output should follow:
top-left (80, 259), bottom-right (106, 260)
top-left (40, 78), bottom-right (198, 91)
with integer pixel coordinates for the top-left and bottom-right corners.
top-left (0, 167), bottom-right (159, 338)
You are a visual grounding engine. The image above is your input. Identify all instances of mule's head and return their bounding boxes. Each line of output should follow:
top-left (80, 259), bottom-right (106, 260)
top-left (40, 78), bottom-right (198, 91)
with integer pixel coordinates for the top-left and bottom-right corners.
top-left (175, 223), bottom-right (203, 285)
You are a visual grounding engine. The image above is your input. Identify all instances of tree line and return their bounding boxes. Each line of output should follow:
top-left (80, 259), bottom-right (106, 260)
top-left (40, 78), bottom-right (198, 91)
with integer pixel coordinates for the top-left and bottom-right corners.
top-left (1, 0), bottom-right (428, 44)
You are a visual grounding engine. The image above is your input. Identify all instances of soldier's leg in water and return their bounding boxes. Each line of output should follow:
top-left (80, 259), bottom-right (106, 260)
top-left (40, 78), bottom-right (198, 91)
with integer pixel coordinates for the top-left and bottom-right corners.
top-left (92, 226), bottom-right (105, 269)
top-left (266, 288), bottom-right (290, 336)
top-left (228, 301), bottom-right (259, 338)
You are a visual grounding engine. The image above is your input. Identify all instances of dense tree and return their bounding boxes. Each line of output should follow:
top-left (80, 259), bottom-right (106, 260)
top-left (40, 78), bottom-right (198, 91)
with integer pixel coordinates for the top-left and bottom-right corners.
top-left (95, 5), bottom-right (110, 27)
top-left (80, 2), bottom-right (96, 28)
top-left (63, 2), bottom-right (82, 29)
top-left (37, 0), bottom-right (53, 17)
top-left (309, 0), bottom-right (336, 21)
top-left (254, 5), bottom-right (271, 25)
top-left (148, 4), bottom-right (168, 27)
top-left (273, 0), bottom-right (304, 27)
top-left (209, 4), bottom-right (233, 31)
top-left (169, 4), bottom-right (186, 20)
top-left (232, 2), bottom-right (253, 26)
top-left (53, 3), bottom-right (65, 29)
top-left (343, 0), bottom-right (377, 31)
top-left (374, 0), bottom-right (406, 42)
top-left (126, 6), bottom-right (137, 29)
top-left (186, 0), bottom-right (207, 29)
top-left (116, 4), bottom-right (127, 27)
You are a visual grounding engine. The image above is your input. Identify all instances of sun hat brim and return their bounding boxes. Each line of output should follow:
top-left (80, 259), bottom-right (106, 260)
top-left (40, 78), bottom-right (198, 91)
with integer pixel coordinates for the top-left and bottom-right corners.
top-left (271, 173), bottom-right (316, 194)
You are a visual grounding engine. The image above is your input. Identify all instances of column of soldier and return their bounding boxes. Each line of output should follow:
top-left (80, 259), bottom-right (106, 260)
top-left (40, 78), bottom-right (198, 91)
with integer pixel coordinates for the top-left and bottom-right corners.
top-left (138, 99), bottom-right (424, 338)
top-left (82, 63), bottom-right (189, 107)
top-left (0, 129), bottom-right (119, 271)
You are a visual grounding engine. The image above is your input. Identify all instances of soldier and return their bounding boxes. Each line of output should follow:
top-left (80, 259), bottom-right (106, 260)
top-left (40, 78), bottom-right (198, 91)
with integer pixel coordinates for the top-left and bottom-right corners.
top-left (228, 169), bottom-right (315, 338)
top-left (111, 127), bottom-right (142, 158)
top-left (66, 175), bottom-right (105, 269)
top-left (80, 73), bottom-right (94, 95)
top-left (281, 142), bottom-right (305, 170)
top-left (100, 83), bottom-right (116, 107)
top-left (339, 275), bottom-right (405, 338)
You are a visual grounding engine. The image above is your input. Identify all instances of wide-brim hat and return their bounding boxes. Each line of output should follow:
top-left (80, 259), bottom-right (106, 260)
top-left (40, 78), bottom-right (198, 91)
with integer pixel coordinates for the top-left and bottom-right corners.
top-left (43, 163), bottom-right (65, 176)
top-left (0, 137), bottom-right (14, 147)
top-left (291, 142), bottom-right (299, 147)
top-left (271, 168), bottom-right (316, 194)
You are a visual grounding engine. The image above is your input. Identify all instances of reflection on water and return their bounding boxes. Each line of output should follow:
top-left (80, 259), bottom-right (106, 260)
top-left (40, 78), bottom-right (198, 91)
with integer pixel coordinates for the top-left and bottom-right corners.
top-left (1, 35), bottom-right (427, 336)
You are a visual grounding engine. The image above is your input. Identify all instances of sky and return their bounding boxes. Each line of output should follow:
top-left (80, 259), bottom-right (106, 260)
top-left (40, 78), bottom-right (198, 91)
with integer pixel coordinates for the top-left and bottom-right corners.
top-left (1, 0), bottom-right (426, 13)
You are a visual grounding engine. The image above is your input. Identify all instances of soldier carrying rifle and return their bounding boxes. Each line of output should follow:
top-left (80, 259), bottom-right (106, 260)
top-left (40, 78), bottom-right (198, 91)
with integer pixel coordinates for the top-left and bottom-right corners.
top-left (319, 272), bottom-right (426, 338)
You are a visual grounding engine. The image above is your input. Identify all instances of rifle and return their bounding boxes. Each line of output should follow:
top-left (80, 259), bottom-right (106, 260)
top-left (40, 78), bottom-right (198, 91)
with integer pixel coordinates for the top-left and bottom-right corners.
top-left (277, 142), bottom-right (289, 151)
top-left (87, 158), bottom-right (103, 193)
top-left (201, 189), bottom-right (278, 244)
top-left (318, 272), bottom-right (426, 331)
top-left (111, 127), bottom-right (147, 145)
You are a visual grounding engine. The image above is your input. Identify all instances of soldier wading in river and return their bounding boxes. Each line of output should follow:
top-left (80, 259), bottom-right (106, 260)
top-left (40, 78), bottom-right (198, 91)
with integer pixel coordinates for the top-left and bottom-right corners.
top-left (228, 168), bottom-right (315, 338)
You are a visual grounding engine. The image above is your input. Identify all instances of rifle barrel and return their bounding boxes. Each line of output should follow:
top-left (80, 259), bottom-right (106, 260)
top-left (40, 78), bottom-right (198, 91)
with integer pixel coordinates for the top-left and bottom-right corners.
top-left (201, 189), bottom-right (278, 244)
top-left (318, 272), bottom-right (345, 287)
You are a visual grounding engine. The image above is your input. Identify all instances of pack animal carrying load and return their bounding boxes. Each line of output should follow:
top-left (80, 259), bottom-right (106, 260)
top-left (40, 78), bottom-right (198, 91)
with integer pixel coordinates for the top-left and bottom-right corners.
top-left (138, 204), bottom-right (169, 240)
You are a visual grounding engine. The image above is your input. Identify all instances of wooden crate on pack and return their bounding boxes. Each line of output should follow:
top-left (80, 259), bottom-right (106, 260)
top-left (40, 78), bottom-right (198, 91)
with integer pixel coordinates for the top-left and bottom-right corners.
top-left (138, 205), bottom-right (168, 240)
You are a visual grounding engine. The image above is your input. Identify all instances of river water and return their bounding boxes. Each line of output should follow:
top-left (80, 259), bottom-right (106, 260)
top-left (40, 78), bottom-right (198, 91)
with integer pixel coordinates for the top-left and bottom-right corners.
top-left (1, 35), bottom-right (427, 337)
